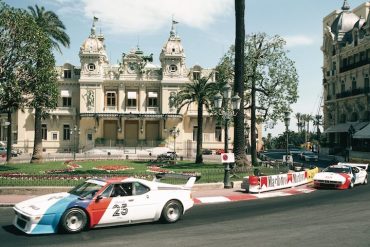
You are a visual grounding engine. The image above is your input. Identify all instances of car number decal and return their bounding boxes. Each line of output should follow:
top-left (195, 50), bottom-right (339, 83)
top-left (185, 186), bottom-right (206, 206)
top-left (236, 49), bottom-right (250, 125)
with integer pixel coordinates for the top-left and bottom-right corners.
top-left (112, 204), bottom-right (128, 216)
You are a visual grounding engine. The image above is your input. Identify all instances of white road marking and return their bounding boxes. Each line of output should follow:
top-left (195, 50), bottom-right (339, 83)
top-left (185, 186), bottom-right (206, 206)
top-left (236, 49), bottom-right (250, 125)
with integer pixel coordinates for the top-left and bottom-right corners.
top-left (196, 196), bottom-right (231, 203)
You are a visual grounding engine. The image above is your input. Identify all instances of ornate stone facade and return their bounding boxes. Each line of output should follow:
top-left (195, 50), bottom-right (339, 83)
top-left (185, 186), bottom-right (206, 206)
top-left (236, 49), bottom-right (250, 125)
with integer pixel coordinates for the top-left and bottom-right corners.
top-left (0, 19), bottom-right (262, 155)
top-left (323, 0), bottom-right (370, 153)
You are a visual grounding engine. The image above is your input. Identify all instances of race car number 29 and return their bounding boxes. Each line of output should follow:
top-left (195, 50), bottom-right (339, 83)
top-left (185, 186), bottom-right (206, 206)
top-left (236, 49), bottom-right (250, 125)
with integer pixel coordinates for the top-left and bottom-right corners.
top-left (113, 204), bottom-right (128, 216)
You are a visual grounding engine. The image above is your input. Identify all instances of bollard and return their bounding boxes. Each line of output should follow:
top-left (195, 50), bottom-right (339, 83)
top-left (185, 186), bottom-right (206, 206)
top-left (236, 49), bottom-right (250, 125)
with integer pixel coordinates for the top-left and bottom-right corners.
top-left (126, 155), bottom-right (129, 160)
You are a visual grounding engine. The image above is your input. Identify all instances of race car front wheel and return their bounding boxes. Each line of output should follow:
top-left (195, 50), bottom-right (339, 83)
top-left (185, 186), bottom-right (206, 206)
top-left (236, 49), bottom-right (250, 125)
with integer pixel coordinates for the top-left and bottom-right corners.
top-left (61, 208), bottom-right (88, 233)
top-left (349, 180), bottom-right (354, 189)
top-left (161, 200), bottom-right (183, 223)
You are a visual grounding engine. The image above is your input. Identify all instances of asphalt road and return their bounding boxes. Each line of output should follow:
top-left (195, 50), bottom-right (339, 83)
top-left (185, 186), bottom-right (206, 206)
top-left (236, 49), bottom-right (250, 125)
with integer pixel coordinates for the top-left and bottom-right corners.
top-left (0, 183), bottom-right (369, 247)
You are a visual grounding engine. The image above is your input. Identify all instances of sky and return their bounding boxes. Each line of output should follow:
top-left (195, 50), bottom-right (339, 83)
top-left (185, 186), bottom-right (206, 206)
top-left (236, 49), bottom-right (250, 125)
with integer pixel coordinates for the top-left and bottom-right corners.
top-left (5, 0), bottom-right (369, 137)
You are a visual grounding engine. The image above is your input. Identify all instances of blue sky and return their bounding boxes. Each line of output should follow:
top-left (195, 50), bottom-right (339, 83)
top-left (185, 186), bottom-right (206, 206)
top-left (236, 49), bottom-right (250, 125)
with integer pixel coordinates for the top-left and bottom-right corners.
top-left (5, 0), bottom-right (368, 136)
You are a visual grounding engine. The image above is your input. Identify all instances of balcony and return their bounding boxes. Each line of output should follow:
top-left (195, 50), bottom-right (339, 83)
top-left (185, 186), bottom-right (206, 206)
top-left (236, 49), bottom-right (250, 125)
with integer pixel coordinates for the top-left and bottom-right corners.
top-left (146, 107), bottom-right (160, 113)
top-left (339, 59), bottom-right (370, 73)
top-left (336, 88), bottom-right (368, 100)
top-left (50, 107), bottom-right (76, 116)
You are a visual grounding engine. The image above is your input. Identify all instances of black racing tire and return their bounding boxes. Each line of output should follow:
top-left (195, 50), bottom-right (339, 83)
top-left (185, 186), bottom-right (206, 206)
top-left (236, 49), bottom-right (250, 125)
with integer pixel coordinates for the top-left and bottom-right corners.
top-left (363, 176), bottom-right (368, 185)
top-left (160, 200), bottom-right (183, 223)
top-left (60, 208), bottom-right (88, 233)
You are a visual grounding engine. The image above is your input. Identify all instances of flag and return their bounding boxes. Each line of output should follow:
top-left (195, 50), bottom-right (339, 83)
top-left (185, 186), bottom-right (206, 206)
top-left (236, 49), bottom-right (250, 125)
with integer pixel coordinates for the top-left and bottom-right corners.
top-left (172, 20), bottom-right (179, 25)
top-left (94, 16), bottom-right (99, 22)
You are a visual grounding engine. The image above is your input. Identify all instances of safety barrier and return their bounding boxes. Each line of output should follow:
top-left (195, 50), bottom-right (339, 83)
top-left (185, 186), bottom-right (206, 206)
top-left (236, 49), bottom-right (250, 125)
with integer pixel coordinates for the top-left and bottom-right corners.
top-left (241, 167), bottom-right (319, 193)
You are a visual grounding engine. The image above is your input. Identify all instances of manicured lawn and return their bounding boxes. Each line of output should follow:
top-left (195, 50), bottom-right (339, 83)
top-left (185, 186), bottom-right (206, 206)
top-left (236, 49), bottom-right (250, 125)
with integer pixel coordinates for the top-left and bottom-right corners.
top-left (0, 159), bottom-right (286, 186)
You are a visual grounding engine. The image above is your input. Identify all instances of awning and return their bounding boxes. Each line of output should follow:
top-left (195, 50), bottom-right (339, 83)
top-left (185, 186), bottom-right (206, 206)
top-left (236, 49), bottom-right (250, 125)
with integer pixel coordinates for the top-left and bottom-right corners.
top-left (353, 124), bottom-right (370, 139)
top-left (148, 92), bottom-right (158, 98)
top-left (324, 122), bottom-right (369, 133)
top-left (60, 90), bottom-right (71, 97)
top-left (127, 91), bottom-right (137, 99)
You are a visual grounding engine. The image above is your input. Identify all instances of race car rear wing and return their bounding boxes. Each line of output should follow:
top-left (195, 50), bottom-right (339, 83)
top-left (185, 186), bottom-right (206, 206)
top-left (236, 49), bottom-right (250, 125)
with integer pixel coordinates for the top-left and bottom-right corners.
top-left (153, 173), bottom-right (201, 188)
top-left (338, 162), bottom-right (369, 171)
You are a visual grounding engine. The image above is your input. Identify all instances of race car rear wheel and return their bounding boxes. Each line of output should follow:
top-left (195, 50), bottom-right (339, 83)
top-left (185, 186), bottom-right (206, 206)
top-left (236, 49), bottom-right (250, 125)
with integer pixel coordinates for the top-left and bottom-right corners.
top-left (61, 208), bottom-right (87, 233)
top-left (161, 200), bottom-right (183, 223)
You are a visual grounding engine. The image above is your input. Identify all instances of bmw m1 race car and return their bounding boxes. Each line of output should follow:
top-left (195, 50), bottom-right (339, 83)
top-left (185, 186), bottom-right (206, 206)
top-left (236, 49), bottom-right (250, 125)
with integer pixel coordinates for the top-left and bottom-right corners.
top-left (13, 176), bottom-right (196, 234)
top-left (313, 163), bottom-right (368, 189)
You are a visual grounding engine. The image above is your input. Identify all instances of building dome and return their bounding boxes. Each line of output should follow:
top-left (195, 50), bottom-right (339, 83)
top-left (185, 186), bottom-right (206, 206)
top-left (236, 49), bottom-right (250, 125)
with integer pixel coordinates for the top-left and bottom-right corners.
top-left (331, 1), bottom-right (359, 39)
top-left (331, 12), bottom-right (359, 35)
top-left (81, 37), bottom-right (105, 54)
top-left (161, 36), bottom-right (184, 55)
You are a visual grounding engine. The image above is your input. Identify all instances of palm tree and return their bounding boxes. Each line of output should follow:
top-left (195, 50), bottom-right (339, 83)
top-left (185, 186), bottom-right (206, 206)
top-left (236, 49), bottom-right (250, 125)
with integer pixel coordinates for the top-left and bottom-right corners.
top-left (28, 5), bottom-right (70, 163)
top-left (233, 0), bottom-right (247, 165)
top-left (295, 112), bottom-right (301, 132)
top-left (174, 76), bottom-right (216, 164)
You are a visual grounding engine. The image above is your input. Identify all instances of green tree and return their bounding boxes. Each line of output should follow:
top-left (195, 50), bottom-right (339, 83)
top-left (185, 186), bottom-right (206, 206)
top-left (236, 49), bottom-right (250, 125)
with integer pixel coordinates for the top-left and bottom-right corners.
top-left (0, 2), bottom-right (49, 163)
top-left (28, 5), bottom-right (70, 163)
top-left (174, 76), bottom-right (216, 164)
top-left (233, 0), bottom-right (247, 166)
top-left (218, 33), bottom-right (299, 166)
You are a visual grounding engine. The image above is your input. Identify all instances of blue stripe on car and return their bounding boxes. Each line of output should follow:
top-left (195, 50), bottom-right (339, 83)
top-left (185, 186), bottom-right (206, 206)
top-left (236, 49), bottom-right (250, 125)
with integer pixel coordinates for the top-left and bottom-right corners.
top-left (31, 194), bottom-right (79, 234)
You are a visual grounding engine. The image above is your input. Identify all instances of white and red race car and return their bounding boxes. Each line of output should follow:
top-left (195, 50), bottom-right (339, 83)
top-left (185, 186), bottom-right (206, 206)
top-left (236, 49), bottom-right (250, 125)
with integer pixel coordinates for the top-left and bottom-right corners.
top-left (13, 175), bottom-right (196, 234)
top-left (313, 163), bottom-right (368, 189)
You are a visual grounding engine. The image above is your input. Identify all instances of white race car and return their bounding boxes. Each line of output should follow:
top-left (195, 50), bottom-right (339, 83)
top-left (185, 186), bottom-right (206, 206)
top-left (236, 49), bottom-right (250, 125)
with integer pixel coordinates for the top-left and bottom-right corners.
top-left (313, 163), bottom-right (368, 189)
top-left (13, 175), bottom-right (196, 234)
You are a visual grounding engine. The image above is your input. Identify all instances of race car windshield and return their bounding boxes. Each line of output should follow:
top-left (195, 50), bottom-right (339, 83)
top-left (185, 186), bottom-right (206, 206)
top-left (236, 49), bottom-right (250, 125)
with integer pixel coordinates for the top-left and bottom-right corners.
top-left (324, 167), bottom-right (351, 174)
top-left (69, 182), bottom-right (103, 199)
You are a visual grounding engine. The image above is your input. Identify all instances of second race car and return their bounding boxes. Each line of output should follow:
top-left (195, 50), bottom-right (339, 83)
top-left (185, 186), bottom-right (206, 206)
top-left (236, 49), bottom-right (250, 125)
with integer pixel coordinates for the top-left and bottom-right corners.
top-left (313, 163), bottom-right (368, 189)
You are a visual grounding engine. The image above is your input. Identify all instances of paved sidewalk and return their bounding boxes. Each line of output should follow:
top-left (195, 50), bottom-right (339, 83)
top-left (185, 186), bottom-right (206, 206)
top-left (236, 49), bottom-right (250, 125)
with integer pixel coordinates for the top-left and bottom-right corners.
top-left (0, 184), bottom-right (316, 207)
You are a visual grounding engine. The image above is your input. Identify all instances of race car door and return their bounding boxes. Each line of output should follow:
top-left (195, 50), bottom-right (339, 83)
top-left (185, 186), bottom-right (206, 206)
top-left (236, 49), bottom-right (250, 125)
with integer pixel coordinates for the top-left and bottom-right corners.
top-left (120, 182), bottom-right (158, 223)
top-left (90, 184), bottom-right (131, 226)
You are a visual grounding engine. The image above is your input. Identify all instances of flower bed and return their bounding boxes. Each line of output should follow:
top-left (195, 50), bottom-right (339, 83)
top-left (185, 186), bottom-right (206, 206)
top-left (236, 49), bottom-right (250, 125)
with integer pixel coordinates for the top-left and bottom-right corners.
top-left (93, 165), bottom-right (134, 172)
top-left (146, 165), bottom-right (173, 174)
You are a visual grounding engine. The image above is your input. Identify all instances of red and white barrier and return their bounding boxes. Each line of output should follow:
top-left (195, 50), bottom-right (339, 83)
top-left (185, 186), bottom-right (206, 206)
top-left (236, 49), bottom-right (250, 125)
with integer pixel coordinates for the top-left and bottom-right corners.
top-left (241, 167), bottom-right (319, 193)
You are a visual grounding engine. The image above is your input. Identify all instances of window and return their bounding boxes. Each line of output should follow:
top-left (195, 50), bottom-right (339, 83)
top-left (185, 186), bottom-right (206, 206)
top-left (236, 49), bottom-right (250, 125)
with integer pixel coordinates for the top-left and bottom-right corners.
top-left (352, 78), bottom-right (357, 90)
top-left (169, 64), bottom-right (177, 72)
top-left (127, 91), bottom-right (137, 107)
top-left (341, 81), bottom-right (345, 93)
top-left (42, 124), bottom-right (47, 140)
top-left (106, 92), bottom-right (116, 107)
top-left (101, 185), bottom-right (113, 198)
top-left (52, 133), bottom-right (58, 140)
top-left (62, 97), bottom-right (72, 107)
top-left (148, 92), bottom-right (158, 107)
top-left (193, 72), bottom-right (200, 81)
top-left (193, 126), bottom-right (198, 141)
top-left (13, 132), bottom-right (18, 144)
top-left (215, 126), bottom-right (222, 142)
top-left (63, 125), bottom-right (70, 140)
top-left (365, 77), bottom-right (369, 92)
top-left (64, 70), bottom-right (71, 78)
top-left (88, 63), bottom-right (95, 71)
top-left (133, 182), bottom-right (150, 195)
top-left (87, 133), bottom-right (93, 141)
top-left (331, 83), bottom-right (336, 95)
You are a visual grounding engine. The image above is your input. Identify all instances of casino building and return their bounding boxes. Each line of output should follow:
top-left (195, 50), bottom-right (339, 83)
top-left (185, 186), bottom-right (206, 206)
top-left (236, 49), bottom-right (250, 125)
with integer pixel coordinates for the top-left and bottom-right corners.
top-left (0, 19), bottom-right (263, 156)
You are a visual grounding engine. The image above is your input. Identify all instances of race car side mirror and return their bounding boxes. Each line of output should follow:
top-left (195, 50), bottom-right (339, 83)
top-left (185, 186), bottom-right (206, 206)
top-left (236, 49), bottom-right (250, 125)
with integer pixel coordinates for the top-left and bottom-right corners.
top-left (96, 195), bottom-right (103, 201)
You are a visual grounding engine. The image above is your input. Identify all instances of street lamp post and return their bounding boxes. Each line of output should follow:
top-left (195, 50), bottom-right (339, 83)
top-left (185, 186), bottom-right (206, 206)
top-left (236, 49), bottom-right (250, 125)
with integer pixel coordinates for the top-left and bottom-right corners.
top-left (245, 122), bottom-right (250, 154)
top-left (314, 114), bottom-right (322, 160)
top-left (169, 127), bottom-right (180, 158)
top-left (214, 84), bottom-right (241, 189)
top-left (284, 112), bottom-right (291, 165)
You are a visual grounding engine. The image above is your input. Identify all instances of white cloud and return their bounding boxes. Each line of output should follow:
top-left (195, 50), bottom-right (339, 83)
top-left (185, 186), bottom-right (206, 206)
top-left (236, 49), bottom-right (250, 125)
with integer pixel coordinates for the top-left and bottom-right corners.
top-left (283, 35), bottom-right (315, 47)
top-left (78, 0), bottom-right (232, 34)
